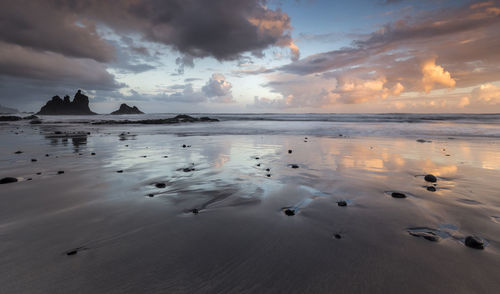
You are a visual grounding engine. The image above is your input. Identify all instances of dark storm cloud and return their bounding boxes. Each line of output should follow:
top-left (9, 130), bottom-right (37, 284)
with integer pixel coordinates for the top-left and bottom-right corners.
top-left (48, 0), bottom-right (297, 61)
top-left (0, 1), bottom-right (115, 62)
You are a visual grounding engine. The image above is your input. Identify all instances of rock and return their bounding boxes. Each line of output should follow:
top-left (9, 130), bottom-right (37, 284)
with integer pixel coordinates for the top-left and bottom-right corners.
top-left (334, 234), bottom-right (342, 239)
top-left (148, 194), bottom-right (154, 197)
top-left (288, 149), bottom-right (292, 154)
top-left (45, 154), bottom-right (49, 157)
top-left (0, 177), bottom-right (18, 184)
top-left (408, 230), bottom-right (440, 242)
top-left (465, 236), bottom-right (484, 249)
top-left (91, 152), bottom-right (96, 155)
top-left (256, 163), bottom-right (261, 167)
top-left (36, 172), bottom-right (42, 175)
top-left (31, 159), bottom-right (37, 162)
top-left (424, 174), bottom-right (437, 182)
top-left (337, 200), bottom-right (347, 207)
top-left (0, 116), bottom-right (22, 121)
top-left (93, 114), bottom-right (219, 125)
top-left (110, 103), bottom-right (144, 115)
top-left (155, 183), bottom-right (166, 188)
top-left (265, 168), bottom-right (270, 172)
top-left (14, 150), bottom-right (23, 154)
top-left (255, 157), bottom-right (260, 160)
top-left (290, 164), bottom-right (299, 169)
top-left (183, 167), bottom-right (195, 172)
top-left (284, 209), bottom-right (295, 216)
top-left (416, 139), bottom-right (432, 143)
top-left (57, 171), bottom-right (64, 174)
top-left (426, 186), bottom-right (436, 192)
top-left (391, 192), bottom-right (406, 198)
top-left (182, 144), bottom-right (186, 148)
top-left (116, 170), bottom-right (123, 173)
top-left (192, 208), bottom-right (199, 214)
top-left (266, 174), bottom-right (271, 177)
top-left (66, 250), bottom-right (78, 256)
top-left (37, 90), bottom-right (97, 115)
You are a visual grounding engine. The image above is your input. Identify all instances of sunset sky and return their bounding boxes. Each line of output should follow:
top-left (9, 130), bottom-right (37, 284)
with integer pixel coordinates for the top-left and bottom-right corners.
top-left (1, 0), bottom-right (499, 113)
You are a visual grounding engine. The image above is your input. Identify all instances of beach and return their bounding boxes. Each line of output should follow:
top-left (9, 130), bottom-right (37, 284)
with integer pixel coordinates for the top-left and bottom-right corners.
top-left (1, 114), bottom-right (500, 293)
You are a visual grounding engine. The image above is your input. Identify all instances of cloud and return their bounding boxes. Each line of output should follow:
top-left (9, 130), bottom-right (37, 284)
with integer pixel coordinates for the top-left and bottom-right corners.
top-left (202, 74), bottom-right (233, 101)
top-left (48, 0), bottom-right (299, 61)
top-left (458, 96), bottom-right (470, 108)
top-left (471, 83), bottom-right (500, 104)
top-left (0, 1), bottom-right (115, 62)
top-left (421, 58), bottom-right (456, 93)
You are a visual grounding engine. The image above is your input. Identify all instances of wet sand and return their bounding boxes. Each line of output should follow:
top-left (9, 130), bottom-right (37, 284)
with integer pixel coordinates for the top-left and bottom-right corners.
top-left (1, 121), bottom-right (500, 293)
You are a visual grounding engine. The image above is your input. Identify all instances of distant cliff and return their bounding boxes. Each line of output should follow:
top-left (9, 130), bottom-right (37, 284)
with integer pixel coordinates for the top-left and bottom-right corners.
top-left (0, 104), bottom-right (19, 114)
top-left (37, 90), bottom-right (96, 115)
top-left (111, 103), bottom-right (144, 115)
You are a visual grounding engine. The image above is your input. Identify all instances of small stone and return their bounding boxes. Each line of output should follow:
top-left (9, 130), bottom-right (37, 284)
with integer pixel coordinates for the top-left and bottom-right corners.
top-left (155, 183), bottom-right (166, 188)
top-left (288, 150), bottom-right (292, 154)
top-left (266, 174), bottom-right (271, 177)
top-left (192, 208), bottom-right (199, 214)
top-left (45, 154), bottom-right (49, 157)
top-left (256, 163), bottom-right (261, 167)
top-left (27, 178), bottom-right (32, 181)
top-left (426, 186), bottom-right (436, 192)
top-left (284, 209), bottom-right (295, 216)
top-left (337, 201), bottom-right (347, 207)
top-left (391, 192), bottom-right (406, 198)
top-left (424, 174), bottom-right (437, 182)
top-left (31, 159), bottom-right (37, 162)
top-left (290, 164), bottom-right (299, 169)
top-left (148, 194), bottom-right (154, 197)
top-left (66, 250), bottom-right (78, 256)
top-left (116, 170), bottom-right (123, 173)
top-left (36, 172), bottom-right (41, 175)
top-left (0, 177), bottom-right (18, 184)
top-left (265, 168), bottom-right (270, 172)
top-left (465, 236), bottom-right (484, 249)
top-left (57, 171), bottom-right (64, 174)
top-left (182, 144), bottom-right (186, 148)
top-left (255, 157), bottom-right (260, 160)
top-left (91, 152), bottom-right (96, 155)
top-left (163, 156), bottom-right (168, 158)
top-left (334, 234), bottom-right (342, 239)
top-left (54, 131), bottom-right (62, 135)
top-left (14, 150), bottom-right (23, 154)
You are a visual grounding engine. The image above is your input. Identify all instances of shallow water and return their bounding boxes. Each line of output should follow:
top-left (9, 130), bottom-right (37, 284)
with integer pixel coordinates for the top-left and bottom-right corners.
top-left (1, 118), bottom-right (500, 293)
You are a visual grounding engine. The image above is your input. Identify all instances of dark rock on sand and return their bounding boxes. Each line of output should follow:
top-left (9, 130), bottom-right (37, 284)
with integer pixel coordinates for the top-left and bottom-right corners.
top-left (91, 152), bottom-right (96, 155)
top-left (155, 183), bottom-right (166, 188)
top-left (284, 209), bottom-right (295, 216)
top-left (182, 144), bottom-right (186, 148)
top-left (265, 168), bottom-right (270, 172)
top-left (427, 186), bottom-right (436, 192)
top-left (0, 177), bottom-right (18, 184)
top-left (57, 171), bottom-right (64, 174)
top-left (192, 208), bottom-right (199, 214)
top-left (334, 234), bottom-right (342, 239)
top-left (37, 90), bottom-right (96, 115)
top-left (111, 103), bottom-right (144, 115)
top-left (14, 150), bottom-right (23, 154)
top-left (290, 164), bottom-right (299, 169)
top-left (36, 172), bottom-right (42, 175)
top-left (408, 229), bottom-right (440, 242)
top-left (337, 200), bottom-right (347, 207)
top-left (256, 163), bottom-right (261, 167)
top-left (183, 167), bottom-right (195, 172)
top-left (288, 149), bottom-right (292, 154)
top-left (391, 192), bottom-right (406, 198)
top-left (31, 159), bottom-right (37, 162)
top-left (266, 174), bottom-right (271, 177)
top-left (424, 174), bottom-right (437, 182)
top-left (465, 236), bottom-right (484, 249)
top-left (116, 170), bottom-right (123, 173)
top-left (416, 139), bottom-right (432, 143)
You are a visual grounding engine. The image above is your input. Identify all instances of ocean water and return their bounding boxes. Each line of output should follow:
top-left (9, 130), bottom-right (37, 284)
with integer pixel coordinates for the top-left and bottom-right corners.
top-left (32, 113), bottom-right (500, 139)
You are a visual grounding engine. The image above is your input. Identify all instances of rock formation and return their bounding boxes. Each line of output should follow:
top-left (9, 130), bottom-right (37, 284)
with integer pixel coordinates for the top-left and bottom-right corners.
top-left (37, 90), bottom-right (96, 115)
top-left (111, 103), bottom-right (144, 115)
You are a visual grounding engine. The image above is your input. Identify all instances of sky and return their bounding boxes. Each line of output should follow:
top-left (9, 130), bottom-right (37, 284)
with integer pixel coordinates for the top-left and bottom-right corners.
top-left (1, 0), bottom-right (500, 113)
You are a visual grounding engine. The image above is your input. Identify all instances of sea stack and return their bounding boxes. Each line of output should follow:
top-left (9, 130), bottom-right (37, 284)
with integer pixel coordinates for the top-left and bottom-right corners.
top-left (37, 90), bottom-right (96, 115)
top-left (111, 104), bottom-right (144, 115)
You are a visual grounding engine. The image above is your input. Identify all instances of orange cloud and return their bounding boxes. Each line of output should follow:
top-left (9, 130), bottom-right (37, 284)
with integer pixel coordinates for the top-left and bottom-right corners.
top-left (421, 58), bottom-right (456, 93)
